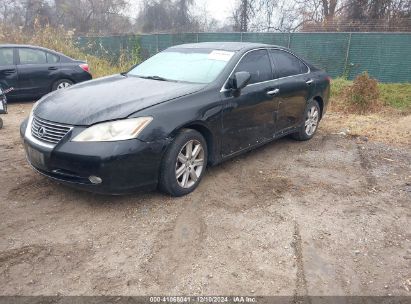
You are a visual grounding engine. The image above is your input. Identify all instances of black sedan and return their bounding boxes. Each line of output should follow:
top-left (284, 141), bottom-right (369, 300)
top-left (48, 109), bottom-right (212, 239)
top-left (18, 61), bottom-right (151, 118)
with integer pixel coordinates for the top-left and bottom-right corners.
top-left (20, 42), bottom-right (330, 196)
top-left (0, 44), bottom-right (92, 100)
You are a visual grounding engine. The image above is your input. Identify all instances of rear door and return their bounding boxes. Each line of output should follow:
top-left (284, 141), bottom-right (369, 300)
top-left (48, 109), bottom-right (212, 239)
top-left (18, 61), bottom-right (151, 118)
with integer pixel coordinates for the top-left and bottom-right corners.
top-left (0, 47), bottom-right (18, 98)
top-left (269, 49), bottom-right (313, 133)
top-left (16, 48), bottom-right (60, 97)
top-left (221, 49), bottom-right (280, 156)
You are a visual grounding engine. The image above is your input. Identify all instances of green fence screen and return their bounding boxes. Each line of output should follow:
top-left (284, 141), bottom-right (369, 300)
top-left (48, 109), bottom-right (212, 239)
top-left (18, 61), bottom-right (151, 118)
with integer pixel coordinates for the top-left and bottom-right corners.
top-left (76, 32), bottom-right (411, 83)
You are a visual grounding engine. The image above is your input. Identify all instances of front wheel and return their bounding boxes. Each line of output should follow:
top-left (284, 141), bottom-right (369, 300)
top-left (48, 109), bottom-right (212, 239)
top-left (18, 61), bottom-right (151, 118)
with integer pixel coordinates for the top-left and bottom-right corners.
top-left (292, 100), bottom-right (320, 141)
top-left (159, 129), bottom-right (207, 197)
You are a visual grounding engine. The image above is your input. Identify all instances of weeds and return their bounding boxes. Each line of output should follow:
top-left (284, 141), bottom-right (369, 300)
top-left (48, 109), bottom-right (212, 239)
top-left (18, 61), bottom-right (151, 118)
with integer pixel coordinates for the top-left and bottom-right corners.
top-left (331, 74), bottom-right (411, 115)
top-left (378, 83), bottom-right (411, 112)
top-left (0, 23), bottom-right (140, 78)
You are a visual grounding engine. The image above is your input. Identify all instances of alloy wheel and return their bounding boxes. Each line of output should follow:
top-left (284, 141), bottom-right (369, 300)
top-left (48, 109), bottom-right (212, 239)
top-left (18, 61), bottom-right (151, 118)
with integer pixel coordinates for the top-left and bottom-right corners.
top-left (175, 139), bottom-right (205, 189)
top-left (57, 82), bottom-right (71, 90)
top-left (305, 106), bottom-right (319, 136)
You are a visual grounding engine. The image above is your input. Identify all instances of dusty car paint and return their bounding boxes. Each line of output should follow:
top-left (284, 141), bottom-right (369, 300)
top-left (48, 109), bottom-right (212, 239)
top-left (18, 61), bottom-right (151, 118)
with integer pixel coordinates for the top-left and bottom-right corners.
top-left (35, 75), bottom-right (205, 125)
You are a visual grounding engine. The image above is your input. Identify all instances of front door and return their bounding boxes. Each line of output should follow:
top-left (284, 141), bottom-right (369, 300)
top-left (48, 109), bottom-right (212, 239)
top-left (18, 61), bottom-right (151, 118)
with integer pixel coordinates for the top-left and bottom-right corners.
top-left (0, 47), bottom-right (18, 98)
top-left (220, 49), bottom-right (280, 156)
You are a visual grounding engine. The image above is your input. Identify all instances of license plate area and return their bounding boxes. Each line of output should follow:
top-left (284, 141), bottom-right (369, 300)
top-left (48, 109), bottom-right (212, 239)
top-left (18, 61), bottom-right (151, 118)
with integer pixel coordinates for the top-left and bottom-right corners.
top-left (26, 145), bottom-right (46, 169)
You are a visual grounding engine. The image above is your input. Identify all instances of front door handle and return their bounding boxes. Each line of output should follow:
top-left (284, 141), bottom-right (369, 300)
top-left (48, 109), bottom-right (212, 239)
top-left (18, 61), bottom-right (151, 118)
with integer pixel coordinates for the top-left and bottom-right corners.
top-left (267, 88), bottom-right (280, 96)
top-left (3, 69), bottom-right (16, 75)
top-left (306, 79), bottom-right (314, 85)
top-left (48, 67), bottom-right (58, 70)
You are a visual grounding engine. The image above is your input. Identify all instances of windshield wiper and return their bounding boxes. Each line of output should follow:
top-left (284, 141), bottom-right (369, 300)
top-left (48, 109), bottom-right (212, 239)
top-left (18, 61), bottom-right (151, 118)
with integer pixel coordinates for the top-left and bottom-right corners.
top-left (138, 75), bottom-right (169, 81)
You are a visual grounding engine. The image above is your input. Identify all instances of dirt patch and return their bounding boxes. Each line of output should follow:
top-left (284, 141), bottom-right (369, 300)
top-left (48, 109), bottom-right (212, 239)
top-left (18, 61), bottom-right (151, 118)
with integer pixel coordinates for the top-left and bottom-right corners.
top-left (0, 102), bottom-right (410, 296)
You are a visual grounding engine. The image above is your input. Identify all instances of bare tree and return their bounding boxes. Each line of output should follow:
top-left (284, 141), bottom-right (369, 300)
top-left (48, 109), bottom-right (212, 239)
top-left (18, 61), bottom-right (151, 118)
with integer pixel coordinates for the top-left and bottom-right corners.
top-left (193, 1), bottom-right (220, 32)
top-left (1, 0), bottom-right (410, 34)
top-left (231, 0), bottom-right (259, 31)
top-left (0, 0), bottom-right (25, 25)
top-left (175, 0), bottom-right (194, 31)
top-left (135, 0), bottom-right (201, 33)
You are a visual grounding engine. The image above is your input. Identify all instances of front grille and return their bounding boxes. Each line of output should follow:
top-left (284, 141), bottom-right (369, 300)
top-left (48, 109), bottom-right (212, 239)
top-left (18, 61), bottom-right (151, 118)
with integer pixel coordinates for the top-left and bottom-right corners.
top-left (31, 116), bottom-right (72, 144)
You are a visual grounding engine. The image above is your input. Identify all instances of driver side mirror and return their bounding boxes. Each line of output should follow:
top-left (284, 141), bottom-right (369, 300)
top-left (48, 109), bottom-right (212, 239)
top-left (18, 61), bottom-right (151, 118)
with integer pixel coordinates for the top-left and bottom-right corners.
top-left (231, 71), bottom-right (251, 94)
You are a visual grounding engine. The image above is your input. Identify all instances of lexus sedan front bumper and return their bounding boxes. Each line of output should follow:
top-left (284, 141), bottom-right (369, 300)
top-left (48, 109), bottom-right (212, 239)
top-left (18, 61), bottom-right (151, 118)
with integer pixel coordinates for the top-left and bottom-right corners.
top-left (20, 118), bottom-right (169, 194)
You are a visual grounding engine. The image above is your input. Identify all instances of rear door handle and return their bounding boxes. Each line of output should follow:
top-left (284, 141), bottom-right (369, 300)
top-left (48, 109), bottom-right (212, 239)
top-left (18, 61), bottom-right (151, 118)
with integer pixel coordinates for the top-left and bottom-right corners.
top-left (267, 88), bottom-right (280, 96)
top-left (48, 67), bottom-right (58, 70)
top-left (306, 79), bottom-right (314, 85)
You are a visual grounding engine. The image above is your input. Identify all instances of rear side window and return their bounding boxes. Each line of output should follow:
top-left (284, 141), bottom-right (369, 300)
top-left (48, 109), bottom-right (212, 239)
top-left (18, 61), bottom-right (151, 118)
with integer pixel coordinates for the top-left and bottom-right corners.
top-left (234, 49), bottom-right (272, 85)
top-left (47, 52), bottom-right (60, 63)
top-left (0, 48), bottom-right (14, 66)
top-left (270, 49), bottom-right (308, 78)
top-left (18, 48), bottom-right (47, 65)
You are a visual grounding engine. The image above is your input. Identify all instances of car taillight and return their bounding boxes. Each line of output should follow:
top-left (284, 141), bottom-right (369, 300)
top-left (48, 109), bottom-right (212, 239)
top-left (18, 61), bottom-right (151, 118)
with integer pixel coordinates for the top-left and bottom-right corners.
top-left (79, 64), bottom-right (90, 73)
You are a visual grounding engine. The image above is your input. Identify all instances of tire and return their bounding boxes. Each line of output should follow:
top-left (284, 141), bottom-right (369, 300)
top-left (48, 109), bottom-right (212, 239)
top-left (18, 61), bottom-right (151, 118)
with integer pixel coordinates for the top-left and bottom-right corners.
top-left (292, 100), bottom-right (321, 141)
top-left (159, 129), bottom-right (208, 197)
top-left (52, 79), bottom-right (73, 91)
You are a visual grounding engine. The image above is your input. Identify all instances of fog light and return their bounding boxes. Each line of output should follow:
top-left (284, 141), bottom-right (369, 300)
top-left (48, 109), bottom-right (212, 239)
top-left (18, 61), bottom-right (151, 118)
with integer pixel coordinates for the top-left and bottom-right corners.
top-left (89, 176), bottom-right (102, 184)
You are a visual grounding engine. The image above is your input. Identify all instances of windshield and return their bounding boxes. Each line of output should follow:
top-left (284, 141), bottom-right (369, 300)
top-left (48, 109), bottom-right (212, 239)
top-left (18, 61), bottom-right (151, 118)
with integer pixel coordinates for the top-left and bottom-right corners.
top-left (128, 48), bottom-right (235, 84)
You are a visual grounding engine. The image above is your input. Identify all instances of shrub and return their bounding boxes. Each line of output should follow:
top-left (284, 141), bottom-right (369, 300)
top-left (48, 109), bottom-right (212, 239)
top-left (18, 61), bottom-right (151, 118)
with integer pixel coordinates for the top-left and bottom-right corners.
top-left (348, 72), bottom-right (381, 114)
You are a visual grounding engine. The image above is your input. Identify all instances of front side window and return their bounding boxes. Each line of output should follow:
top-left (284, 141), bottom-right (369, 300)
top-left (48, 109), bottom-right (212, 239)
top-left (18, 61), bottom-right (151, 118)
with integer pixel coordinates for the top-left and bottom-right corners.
top-left (270, 49), bottom-right (308, 78)
top-left (128, 48), bottom-right (233, 84)
top-left (233, 49), bottom-right (272, 85)
top-left (19, 48), bottom-right (47, 65)
top-left (0, 48), bottom-right (14, 66)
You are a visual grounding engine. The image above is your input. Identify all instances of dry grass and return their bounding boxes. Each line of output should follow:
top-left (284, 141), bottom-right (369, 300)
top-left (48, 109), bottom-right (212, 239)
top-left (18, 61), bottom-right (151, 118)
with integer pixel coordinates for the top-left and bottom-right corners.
top-left (0, 23), bottom-right (139, 78)
top-left (322, 112), bottom-right (411, 146)
top-left (326, 76), bottom-right (411, 146)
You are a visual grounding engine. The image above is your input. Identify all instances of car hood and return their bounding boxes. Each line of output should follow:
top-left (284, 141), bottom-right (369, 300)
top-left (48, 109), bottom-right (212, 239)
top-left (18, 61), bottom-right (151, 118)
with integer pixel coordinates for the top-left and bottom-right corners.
top-left (34, 75), bottom-right (205, 125)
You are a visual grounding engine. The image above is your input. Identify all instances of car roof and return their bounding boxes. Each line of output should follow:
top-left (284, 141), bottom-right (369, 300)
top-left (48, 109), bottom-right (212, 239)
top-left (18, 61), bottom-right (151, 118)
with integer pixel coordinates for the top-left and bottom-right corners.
top-left (0, 44), bottom-right (71, 58)
top-left (168, 42), bottom-right (286, 52)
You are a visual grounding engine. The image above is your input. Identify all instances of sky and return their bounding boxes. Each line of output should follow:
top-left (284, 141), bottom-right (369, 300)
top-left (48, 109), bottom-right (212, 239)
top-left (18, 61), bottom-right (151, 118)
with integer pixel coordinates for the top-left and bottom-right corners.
top-left (195, 0), bottom-right (235, 22)
top-left (129, 0), bottom-right (236, 23)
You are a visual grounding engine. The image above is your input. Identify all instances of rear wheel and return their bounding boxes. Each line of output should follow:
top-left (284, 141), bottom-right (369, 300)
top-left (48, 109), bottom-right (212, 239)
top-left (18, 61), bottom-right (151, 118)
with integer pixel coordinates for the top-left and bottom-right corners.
top-left (292, 100), bottom-right (320, 141)
top-left (159, 129), bottom-right (207, 197)
top-left (52, 79), bottom-right (73, 91)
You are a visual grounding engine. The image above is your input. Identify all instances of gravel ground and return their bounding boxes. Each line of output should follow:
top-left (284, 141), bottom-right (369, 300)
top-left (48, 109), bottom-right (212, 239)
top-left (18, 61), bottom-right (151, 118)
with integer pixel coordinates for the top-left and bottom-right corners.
top-left (0, 102), bottom-right (410, 296)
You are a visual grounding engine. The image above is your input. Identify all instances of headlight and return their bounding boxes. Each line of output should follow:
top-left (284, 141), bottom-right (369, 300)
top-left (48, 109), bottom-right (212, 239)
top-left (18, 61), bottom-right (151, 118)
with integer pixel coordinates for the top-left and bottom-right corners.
top-left (72, 117), bottom-right (153, 142)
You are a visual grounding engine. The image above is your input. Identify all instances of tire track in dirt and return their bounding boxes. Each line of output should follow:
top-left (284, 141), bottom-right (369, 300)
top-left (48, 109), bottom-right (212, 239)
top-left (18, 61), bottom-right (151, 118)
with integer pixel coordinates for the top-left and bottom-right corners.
top-left (291, 221), bottom-right (310, 302)
top-left (356, 144), bottom-right (378, 189)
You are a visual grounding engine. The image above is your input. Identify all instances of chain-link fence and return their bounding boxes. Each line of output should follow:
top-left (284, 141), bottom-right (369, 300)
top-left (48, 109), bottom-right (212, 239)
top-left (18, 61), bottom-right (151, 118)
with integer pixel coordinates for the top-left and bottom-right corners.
top-left (76, 32), bottom-right (411, 83)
